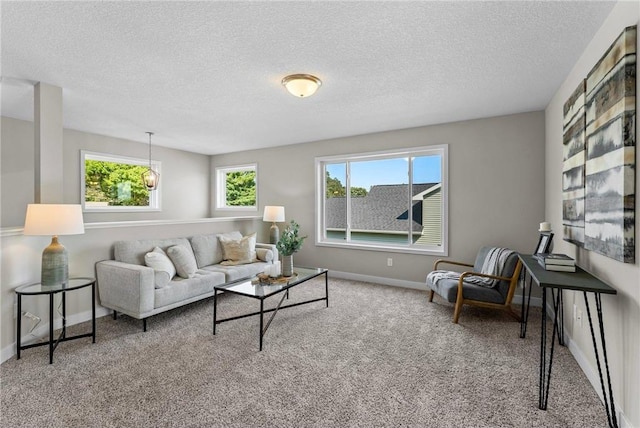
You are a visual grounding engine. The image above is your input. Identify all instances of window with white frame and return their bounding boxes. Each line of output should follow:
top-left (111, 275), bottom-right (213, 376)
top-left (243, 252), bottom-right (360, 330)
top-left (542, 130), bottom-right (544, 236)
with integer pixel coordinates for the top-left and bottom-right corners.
top-left (315, 145), bottom-right (448, 255)
top-left (215, 164), bottom-right (257, 210)
top-left (81, 151), bottom-right (161, 212)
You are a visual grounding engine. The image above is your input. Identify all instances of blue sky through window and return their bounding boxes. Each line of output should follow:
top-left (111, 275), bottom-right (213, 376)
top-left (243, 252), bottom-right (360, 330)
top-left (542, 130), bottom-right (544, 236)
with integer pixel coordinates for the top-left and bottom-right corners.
top-left (326, 155), bottom-right (441, 191)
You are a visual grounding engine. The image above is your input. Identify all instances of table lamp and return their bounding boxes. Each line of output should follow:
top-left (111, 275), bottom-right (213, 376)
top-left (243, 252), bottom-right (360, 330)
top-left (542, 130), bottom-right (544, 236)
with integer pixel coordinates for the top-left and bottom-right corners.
top-left (263, 206), bottom-right (285, 244)
top-left (24, 204), bottom-right (85, 286)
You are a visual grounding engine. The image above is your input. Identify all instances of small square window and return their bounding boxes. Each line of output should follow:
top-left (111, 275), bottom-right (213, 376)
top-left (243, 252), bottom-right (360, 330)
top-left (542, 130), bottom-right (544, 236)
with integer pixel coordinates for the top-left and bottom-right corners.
top-left (216, 164), bottom-right (257, 210)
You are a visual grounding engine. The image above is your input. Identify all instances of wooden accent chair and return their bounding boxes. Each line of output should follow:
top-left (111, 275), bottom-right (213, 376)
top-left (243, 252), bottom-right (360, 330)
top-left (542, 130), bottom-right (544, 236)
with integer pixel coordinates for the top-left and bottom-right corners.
top-left (426, 247), bottom-right (523, 323)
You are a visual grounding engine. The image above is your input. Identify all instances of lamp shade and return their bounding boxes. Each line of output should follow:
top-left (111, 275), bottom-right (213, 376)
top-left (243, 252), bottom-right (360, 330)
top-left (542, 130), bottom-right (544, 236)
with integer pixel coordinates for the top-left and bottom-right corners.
top-left (24, 204), bottom-right (85, 236)
top-left (263, 206), bottom-right (285, 223)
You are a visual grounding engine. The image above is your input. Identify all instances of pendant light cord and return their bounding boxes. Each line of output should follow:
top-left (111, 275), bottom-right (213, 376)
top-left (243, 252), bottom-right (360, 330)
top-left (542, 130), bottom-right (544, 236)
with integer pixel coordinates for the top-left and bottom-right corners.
top-left (146, 131), bottom-right (154, 168)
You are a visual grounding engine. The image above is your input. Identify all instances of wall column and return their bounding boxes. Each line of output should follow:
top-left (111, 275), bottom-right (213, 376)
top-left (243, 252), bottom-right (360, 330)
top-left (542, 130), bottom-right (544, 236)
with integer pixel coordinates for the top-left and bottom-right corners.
top-left (34, 82), bottom-right (63, 203)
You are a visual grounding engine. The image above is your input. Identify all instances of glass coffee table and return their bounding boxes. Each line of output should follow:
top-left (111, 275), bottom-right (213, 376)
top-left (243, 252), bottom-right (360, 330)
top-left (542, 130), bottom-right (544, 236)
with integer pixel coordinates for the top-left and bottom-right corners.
top-left (213, 267), bottom-right (328, 351)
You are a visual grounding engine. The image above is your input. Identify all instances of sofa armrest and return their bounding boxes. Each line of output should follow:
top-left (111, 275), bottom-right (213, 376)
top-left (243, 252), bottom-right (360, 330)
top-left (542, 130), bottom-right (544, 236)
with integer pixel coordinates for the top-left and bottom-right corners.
top-left (96, 260), bottom-right (155, 318)
top-left (256, 243), bottom-right (278, 262)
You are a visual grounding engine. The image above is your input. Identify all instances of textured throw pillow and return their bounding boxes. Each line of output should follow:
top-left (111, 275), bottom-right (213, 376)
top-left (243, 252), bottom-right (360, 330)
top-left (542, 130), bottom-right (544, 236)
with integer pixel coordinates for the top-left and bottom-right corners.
top-left (219, 232), bottom-right (257, 266)
top-left (167, 245), bottom-right (198, 278)
top-left (144, 247), bottom-right (176, 289)
top-left (216, 231), bottom-right (243, 256)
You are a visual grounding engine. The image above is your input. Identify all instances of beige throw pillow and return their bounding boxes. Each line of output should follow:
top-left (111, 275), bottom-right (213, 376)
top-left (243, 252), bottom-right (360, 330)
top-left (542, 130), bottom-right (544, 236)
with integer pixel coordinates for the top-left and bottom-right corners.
top-left (144, 247), bottom-right (176, 289)
top-left (167, 245), bottom-right (198, 278)
top-left (219, 232), bottom-right (257, 266)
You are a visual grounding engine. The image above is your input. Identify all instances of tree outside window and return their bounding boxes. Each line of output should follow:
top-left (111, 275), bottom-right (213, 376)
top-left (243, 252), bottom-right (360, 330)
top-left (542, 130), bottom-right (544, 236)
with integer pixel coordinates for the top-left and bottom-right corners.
top-left (81, 151), bottom-right (160, 211)
top-left (216, 164), bottom-right (258, 210)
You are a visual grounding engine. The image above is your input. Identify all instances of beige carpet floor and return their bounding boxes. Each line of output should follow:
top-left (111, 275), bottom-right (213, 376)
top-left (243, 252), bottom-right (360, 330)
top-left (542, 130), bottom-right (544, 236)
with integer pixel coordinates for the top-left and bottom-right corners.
top-left (0, 277), bottom-right (606, 427)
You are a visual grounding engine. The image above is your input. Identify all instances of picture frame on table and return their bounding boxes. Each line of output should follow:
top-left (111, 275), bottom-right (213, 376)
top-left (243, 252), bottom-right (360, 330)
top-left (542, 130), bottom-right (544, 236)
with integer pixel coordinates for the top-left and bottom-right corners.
top-left (535, 232), bottom-right (554, 255)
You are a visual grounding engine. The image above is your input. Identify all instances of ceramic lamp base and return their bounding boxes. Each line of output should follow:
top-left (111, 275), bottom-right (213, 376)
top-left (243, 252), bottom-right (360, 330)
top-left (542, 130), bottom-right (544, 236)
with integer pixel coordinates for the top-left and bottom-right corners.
top-left (41, 236), bottom-right (68, 286)
top-left (269, 223), bottom-right (280, 245)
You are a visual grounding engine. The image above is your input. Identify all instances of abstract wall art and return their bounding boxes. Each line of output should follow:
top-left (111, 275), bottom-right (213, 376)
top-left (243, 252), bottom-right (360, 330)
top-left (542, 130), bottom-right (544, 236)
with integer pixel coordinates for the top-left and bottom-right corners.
top-left (562, 80), bottom-right (586, 248)
top-left (583, 25), bottom-right (636, 263)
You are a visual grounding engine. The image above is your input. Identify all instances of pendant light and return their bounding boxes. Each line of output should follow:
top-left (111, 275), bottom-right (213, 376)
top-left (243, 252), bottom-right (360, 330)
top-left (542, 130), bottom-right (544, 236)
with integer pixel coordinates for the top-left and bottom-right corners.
top-left (141, 132), bottom-right (160, 190)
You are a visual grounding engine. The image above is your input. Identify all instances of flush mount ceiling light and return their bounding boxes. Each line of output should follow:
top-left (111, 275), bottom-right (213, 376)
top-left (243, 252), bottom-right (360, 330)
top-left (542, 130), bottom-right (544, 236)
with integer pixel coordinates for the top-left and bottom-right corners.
top-left (281, 74), bottom-right (322, 98)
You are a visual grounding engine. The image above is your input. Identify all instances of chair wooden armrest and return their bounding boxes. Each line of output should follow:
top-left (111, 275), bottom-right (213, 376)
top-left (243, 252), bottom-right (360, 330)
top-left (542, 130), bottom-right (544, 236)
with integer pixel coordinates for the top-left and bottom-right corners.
top-left (433, 259), bottom-right (474, 270)
top-left (459, 271), bottom-right (513, 283)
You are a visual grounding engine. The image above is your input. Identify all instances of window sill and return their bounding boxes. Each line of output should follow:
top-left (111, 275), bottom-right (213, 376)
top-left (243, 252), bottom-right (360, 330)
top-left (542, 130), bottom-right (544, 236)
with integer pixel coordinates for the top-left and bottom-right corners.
top-left (315, 240), bottom-right (448, 257)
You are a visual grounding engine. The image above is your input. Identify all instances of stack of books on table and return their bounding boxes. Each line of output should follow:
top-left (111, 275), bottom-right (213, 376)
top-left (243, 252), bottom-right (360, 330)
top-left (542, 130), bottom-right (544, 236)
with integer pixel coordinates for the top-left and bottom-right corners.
top-left (536, 253), bottom-right (576, 272)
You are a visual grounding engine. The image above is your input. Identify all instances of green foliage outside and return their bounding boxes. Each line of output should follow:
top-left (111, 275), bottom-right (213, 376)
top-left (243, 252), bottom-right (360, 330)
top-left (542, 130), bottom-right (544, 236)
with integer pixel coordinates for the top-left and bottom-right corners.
top-left (226, 171), bottom-right (256, 206)
top-left (325, 171), bottom-right (367, 198)
top-left (85, 160), bottom-right (150, 206)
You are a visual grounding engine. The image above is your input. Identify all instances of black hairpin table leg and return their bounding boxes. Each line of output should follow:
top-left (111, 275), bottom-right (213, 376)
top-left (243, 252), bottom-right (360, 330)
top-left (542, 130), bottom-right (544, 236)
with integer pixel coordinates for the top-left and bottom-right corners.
top-left (584, 292), bottom-right (618, 428)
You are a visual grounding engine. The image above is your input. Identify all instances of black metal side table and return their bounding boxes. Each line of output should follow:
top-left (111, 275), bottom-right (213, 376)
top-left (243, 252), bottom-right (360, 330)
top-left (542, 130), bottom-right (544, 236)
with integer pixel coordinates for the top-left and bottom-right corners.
top-left (15, 277), bottom-right (96, 364)
top-left (518, 254), bottom-right (618, 428)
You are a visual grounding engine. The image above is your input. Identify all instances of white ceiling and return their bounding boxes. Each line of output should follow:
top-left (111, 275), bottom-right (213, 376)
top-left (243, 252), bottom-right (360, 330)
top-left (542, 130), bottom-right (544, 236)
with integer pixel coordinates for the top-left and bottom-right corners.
top-left (1, 1), bottom-right (616, 155)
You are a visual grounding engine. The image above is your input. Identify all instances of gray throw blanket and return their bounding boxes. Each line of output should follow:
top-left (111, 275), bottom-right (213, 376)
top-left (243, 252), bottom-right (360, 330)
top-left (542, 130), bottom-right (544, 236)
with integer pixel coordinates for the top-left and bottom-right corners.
top-left (428, 247), bottom-right (514, 289)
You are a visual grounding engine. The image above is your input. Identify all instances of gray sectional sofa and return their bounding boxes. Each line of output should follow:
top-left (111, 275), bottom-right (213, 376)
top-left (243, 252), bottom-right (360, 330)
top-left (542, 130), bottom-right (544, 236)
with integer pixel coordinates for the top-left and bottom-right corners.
top-left (96, 231), bottom-right (277, 330)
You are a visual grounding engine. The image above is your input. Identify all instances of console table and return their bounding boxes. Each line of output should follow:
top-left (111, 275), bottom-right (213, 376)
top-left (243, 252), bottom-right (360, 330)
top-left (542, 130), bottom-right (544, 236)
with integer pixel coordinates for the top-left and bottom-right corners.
top-left (15, 277), bottom-right (96, 364)
top-left (518, 254), bottom-right (618, 428)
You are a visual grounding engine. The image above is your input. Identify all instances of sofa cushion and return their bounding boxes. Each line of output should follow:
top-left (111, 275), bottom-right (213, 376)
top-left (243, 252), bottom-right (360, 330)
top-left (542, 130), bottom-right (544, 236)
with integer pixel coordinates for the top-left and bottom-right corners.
top-left (218, 232), bottom-right (257, 265)
top-left (167, 245), bottom-right (198, 279)
top-left (114, 238), bottom-right (192, 265)
top-left (154, 270), bottom-right (226, 308)
top-left (144, 247), bottom-right (176, 288)
top-left (190, 234), bottom-right (225, 269)
top-left (203, 261), bottom-right (269, 282)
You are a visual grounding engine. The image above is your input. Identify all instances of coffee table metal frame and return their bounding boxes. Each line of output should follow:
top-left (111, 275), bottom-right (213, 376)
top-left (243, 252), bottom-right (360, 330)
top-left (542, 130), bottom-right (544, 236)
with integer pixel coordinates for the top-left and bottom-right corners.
top-left (213, 267), bottom-right (328, 351)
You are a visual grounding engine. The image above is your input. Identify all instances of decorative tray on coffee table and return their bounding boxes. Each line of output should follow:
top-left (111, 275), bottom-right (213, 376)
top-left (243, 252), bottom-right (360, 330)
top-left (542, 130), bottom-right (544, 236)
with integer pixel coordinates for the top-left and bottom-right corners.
top-left (253, 272), bottom-right (298, 285)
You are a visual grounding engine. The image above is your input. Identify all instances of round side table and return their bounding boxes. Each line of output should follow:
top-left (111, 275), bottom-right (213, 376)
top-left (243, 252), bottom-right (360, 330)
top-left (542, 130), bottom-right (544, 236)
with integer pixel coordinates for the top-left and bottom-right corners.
top-left (15, 277), bottom-right (96, 364)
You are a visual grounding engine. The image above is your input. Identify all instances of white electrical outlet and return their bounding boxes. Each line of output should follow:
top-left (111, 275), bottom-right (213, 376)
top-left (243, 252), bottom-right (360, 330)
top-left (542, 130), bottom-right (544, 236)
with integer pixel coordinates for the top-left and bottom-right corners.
top-left (387, 258), bottom-right (393, 267)
top-left (577, 309), bottom-right (583, 328)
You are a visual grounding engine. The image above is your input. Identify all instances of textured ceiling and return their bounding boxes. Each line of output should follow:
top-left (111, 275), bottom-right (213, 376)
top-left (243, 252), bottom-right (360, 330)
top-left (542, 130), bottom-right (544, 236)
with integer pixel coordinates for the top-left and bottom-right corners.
top-left (1, 1), bottom-right (616, 155)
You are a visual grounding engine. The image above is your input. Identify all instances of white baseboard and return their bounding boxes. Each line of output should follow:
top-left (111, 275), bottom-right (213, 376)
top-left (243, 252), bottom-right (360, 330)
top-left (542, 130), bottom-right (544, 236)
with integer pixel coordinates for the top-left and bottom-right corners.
top-left (1, 306), bottom-right (111, 364)
top-left (328, 270), bottom-right (543, 307)
top-left (566, 334), bottom-right (631, 428)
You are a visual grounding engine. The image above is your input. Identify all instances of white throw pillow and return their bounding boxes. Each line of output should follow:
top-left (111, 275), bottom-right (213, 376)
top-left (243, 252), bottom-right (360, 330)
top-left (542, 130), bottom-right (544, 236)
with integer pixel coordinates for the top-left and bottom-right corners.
top-left (167, 245), bottom-right (198, 278)
top-left (218, 232), bottom-right (257, 265)
top-left (144, 247), bottom-right (176, 289)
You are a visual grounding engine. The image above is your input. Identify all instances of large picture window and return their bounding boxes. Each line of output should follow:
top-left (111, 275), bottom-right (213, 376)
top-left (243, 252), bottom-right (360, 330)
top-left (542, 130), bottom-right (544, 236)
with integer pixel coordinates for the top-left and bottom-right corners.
top-left (316, 145), bottom-right (448, 255)
top-left (81, 151), bottom-right (161, 212)
top-left (215, 164), bottom-right (257, 210)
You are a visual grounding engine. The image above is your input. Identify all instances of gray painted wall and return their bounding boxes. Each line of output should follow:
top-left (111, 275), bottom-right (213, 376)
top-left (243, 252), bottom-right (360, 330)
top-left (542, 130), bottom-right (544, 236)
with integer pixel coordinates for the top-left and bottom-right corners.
top-left (212, 111), bottom-right (546, 285)
top-left (1, 116), bottom-right (211, 226)
top-left (544, 2), bottom-right (639, 425)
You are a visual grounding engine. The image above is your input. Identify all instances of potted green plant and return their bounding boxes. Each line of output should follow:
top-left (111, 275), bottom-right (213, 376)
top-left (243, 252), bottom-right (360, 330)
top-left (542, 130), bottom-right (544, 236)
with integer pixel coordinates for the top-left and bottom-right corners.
top-left (276, 220), bottom-right (307, 277)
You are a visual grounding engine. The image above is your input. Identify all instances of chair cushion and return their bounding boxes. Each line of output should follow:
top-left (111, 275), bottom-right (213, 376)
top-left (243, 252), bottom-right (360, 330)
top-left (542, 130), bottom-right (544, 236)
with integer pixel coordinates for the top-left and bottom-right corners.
top-left (426, 275), bottom-right (505, 304)
top-left (473, 247), bottom-right (519, 299)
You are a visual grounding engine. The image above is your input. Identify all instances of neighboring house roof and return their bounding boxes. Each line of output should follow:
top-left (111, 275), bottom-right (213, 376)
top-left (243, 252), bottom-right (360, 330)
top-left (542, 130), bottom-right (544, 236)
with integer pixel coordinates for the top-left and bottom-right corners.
top-left (326, 183), bottom-right (438, 232)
